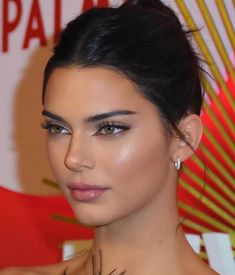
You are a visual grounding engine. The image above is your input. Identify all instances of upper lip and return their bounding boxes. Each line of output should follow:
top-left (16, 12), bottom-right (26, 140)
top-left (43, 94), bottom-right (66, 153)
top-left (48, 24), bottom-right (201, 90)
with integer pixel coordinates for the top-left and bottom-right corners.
top-left (67, 182), bottom-right (109, 191)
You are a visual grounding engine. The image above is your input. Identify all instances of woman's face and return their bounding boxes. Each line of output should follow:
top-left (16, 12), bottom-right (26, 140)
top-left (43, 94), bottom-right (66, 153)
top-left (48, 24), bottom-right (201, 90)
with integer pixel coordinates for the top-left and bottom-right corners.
top-left (43, 67), bottom-right (177, 226)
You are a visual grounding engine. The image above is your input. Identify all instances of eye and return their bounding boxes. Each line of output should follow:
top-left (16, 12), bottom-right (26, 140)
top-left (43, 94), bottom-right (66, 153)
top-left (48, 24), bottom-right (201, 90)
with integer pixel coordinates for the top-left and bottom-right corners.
top-left (41, 122), bottom-right (70, 136)
top-left (96, 122), bottom-right (130, 136)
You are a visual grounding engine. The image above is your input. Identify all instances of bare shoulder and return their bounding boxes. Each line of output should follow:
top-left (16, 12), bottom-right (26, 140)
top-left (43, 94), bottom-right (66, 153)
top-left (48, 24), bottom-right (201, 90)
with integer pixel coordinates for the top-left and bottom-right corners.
top-left (0, 251), bottom-right (89, 275)
top-left (197, 259), bottom-right (220, 275)
top-left (189, 260), bottom-right (220, 275)
top-left (0, 260), bottom-right (71, 275)
top-left (0, 267), bottom-right (44, 275)
top-left (205, 267), bottom-right (220, 275)
top-left (183, 251), bottom-right (219, 275)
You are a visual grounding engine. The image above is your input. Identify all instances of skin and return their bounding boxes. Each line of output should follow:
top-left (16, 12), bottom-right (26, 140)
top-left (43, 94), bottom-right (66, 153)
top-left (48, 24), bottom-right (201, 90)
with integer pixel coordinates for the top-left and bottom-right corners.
top-left (1, 67), bottom-right (218, 275)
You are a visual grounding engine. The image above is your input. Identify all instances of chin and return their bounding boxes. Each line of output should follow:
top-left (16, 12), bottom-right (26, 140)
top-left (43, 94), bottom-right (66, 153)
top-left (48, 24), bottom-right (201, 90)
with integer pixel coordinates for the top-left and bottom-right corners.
top-left (75, 214), bottom-right (111, 228)
top-left (70, 203), bottom-right (113, 228)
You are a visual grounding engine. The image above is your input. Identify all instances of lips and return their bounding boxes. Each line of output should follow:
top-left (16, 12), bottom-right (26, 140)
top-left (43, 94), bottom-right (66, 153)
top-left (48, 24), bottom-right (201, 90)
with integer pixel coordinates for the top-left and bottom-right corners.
top-left (67, 182), bottom-right (109, 202)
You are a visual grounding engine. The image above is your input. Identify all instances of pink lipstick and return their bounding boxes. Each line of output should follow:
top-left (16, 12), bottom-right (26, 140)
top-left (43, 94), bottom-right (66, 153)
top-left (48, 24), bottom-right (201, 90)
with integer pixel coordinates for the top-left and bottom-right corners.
top-left (67, 183), bottom-right (109, 202)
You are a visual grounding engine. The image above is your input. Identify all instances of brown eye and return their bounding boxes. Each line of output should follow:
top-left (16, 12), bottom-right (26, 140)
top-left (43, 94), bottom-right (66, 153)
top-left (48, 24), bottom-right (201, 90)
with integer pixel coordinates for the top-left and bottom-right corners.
top-left (41, 122), bottom-right (70, 136)
top-left (102, 125), bottom-right (119, 135)
top-left (96, 123), bottom-right (130, 136)
top-left (50, 125), bottom-right (66, 135)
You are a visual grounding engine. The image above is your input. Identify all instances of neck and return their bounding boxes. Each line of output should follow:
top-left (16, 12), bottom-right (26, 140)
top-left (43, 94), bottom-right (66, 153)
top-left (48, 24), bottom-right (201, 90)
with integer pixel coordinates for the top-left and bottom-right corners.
top-left (87, 192), bottom-right (193, 275)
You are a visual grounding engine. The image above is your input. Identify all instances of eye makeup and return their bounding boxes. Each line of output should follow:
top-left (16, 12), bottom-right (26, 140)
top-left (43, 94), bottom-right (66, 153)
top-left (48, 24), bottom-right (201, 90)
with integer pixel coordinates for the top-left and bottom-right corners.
top-left (41, 120), bottom-right (131, 137)
top-left (41, 108), bottom-right (133, 138)
top-left (95, 121), bottom-right (131, 136)
top-left (41, 121), bottom-right (71, 136)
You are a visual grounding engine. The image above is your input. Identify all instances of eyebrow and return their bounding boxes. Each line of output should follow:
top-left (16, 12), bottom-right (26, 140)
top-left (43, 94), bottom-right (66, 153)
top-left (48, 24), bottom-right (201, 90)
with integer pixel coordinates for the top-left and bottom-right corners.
top-left (42, 110), bottom-right (65, 122)
top-left (42, 109), bottom-right (137, 123)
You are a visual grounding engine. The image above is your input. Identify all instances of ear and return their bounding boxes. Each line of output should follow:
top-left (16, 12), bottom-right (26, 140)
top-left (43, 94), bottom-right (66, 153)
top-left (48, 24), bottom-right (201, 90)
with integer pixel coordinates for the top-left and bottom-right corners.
top-left (172, 114), bottom-right (203, 163)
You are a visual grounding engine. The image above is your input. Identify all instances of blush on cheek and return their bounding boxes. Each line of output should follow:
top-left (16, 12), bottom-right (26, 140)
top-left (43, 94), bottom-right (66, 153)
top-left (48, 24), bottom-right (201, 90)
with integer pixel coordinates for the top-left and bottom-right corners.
top-left (105, 136), bottom-right (169, 191)
top-left (114, 143), bottom-right (134, 165)
top-left (112, 134), bottom-right (167, 168)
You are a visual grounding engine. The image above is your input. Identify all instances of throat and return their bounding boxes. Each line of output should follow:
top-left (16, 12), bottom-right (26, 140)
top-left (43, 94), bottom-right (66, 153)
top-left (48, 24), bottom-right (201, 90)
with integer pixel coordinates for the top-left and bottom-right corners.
top-left (87, 226), bottom-right (189, 275)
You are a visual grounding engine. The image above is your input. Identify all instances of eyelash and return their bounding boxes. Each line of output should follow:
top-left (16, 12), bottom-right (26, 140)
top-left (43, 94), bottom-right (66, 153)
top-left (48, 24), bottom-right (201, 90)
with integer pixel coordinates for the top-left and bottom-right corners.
top-left (41, 121), bottom-right (130, 136)
top-left (41, 122), bottom-right (70, 136)
top-left (96, 121), bottom-right (130, 136)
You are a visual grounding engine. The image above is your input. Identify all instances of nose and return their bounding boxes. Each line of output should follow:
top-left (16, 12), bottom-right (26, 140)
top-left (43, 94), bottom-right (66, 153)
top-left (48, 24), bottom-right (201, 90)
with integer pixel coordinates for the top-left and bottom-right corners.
top-left (64, 135), bottom-right (95, 172)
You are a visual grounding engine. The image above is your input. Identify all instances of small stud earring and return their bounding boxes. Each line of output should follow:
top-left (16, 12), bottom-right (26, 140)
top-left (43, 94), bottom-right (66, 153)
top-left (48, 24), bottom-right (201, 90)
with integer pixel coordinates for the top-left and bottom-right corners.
top-left (174, 157), bottom-right (181, 171)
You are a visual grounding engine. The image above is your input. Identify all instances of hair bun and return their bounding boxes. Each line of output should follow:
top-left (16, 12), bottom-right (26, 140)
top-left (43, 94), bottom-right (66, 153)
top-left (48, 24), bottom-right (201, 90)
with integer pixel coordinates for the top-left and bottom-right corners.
top-left (121, 0), bottom-right (181, 26)
top-left (122, 0), bottom-right (167, 10)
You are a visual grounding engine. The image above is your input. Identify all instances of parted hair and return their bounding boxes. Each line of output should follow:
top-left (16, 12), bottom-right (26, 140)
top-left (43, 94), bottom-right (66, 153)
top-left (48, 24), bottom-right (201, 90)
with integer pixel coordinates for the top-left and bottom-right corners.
top-left (42, 0), bottom-right (204, 138)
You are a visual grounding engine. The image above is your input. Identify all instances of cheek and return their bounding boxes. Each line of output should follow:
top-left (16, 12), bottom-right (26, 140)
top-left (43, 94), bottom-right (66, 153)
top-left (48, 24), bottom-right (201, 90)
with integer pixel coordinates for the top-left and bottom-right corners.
top-left (90, 133), bottom-right (171, 224)
top-left (46, 139), bottom-right (67, 181)
top-left (100, 133), bottom-right (169, 195)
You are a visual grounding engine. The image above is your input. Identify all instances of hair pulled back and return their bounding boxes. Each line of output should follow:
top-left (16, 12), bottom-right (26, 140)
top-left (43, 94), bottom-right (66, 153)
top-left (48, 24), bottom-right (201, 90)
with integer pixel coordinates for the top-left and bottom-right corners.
top-left (42, 0), bottom-right (204, 137)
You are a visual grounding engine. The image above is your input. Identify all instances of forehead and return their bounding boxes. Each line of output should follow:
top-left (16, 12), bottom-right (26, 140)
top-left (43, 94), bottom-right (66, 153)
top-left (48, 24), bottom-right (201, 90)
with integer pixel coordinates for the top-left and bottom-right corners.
top-left (44, 67), bottom-right (158, 119)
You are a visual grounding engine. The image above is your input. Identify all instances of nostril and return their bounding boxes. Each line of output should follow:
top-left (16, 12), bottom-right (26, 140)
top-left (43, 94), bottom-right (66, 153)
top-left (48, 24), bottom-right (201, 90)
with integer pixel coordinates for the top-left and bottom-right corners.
top-left (64, 154), bottom-right (79, 171)
top-left (64, 149), bottom-right (95, 171)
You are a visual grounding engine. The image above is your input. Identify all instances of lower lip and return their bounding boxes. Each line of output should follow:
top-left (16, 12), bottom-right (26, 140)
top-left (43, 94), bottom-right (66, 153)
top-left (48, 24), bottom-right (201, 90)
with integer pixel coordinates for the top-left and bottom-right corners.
top-left (69, 188), bottom-right (107, 202)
